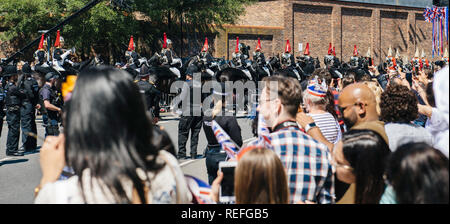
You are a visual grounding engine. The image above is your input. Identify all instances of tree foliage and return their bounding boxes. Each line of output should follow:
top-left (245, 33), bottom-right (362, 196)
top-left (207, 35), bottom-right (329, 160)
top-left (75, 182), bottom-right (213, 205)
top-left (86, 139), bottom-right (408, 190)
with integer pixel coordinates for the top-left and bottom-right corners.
top-left (0, 0), bottom-right (254, 63)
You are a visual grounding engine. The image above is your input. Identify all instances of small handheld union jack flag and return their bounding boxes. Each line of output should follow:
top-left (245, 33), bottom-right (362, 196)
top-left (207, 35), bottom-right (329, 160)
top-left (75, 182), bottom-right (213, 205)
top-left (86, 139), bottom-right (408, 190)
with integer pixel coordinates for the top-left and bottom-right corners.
top-left (257, 112), bottom-right (271, 137)
top-left (257, 112), bottom-right (273, 149)
top-left (184, 175), bottom-right (214, 204)
top-left (212, 120), bottom-right (239, 159)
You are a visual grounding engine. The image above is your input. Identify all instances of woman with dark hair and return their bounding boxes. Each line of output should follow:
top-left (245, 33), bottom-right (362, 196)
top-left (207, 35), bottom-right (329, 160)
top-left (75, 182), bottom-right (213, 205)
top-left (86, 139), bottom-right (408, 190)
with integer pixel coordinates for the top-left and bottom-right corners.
top-left (202, 84), bottom-right (242, 184)
top-left (35, 67), bottom-right (192, 203)
top-left (152, 125), bottom-right (177, 157)
top-left (380, 84), bottom-right (433, 151)
top-left (333, 129), bottom-right (390, 204)
top-left (383, 143), bottom-right (449, 204)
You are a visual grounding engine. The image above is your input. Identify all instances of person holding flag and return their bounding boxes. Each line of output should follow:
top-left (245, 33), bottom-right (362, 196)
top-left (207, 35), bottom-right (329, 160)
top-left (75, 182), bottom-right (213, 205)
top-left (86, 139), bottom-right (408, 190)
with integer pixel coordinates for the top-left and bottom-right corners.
top-left (203, 83), bottom-right (242, 184)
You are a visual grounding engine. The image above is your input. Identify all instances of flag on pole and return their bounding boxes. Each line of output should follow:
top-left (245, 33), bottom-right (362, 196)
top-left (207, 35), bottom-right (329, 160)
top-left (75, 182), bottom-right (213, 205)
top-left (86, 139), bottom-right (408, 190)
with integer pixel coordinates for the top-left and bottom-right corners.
top-left (424, 6), bottom-right (449, 58)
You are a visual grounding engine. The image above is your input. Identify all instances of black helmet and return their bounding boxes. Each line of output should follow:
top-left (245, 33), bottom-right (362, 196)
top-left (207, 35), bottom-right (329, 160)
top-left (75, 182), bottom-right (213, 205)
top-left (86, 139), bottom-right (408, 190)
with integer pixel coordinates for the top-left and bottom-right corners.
top-left (45, 72), bottom-right (58, 81)
top-left (22, 63), bottom-right (32, 74)
top-left (3, 65), bottom-right (18, 77)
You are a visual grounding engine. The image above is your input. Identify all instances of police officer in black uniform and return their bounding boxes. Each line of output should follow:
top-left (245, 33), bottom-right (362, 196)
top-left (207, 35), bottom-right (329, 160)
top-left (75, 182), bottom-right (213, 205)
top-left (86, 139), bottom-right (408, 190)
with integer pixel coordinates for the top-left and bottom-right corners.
top-left (39, 72), bottom-right (61, 137)
top-left (136, 65), bottom-right (161, 124)
top-left (174, 73), bottom-right (203, 160)
top-left (18, 63), bottom-right (39, 152)
top-left (0, 67), bottom-right (7, 139)
top-left (4, 65), bottom-right (25, 156)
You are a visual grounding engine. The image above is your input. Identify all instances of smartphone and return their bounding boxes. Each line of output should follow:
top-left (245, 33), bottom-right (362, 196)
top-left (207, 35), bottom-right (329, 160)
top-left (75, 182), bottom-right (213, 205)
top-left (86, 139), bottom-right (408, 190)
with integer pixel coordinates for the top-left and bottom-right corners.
top-left (219, 161), bottom-right (237, 203)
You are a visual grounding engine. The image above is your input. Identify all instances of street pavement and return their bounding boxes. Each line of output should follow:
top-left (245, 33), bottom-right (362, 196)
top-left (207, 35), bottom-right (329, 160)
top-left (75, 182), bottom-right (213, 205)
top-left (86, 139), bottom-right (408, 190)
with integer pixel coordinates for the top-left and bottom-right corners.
top-left (0, 113), bottom-right (255, 204)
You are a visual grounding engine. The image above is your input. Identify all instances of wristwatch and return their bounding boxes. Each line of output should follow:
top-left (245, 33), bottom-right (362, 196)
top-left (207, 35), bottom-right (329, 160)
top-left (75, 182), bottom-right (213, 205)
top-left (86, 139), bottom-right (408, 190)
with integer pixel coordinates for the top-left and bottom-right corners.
top-left (305, 122), bottom-right (317, 132)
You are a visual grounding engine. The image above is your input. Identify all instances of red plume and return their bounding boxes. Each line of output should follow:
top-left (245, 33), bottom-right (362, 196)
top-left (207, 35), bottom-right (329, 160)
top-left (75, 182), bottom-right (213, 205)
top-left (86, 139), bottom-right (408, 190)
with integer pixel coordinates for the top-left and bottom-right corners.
top-left (255, 38), bottom-right (261, 51)
top-left (128, 35), bottom-right (135, 51)
top-left (392, 58), bottom-right (397, 67)
top-left (285, 39), bottom-right (291, 53)
top-left (38, 34), bottom-right (45, 50)
top-left (353, 45), bottom-right (358, 56)
top-left (332, 47), bottom-right (336, 56)
top-left (304, 43), bottom-right (310, 55)
top-left (419, 59), bottom-right (423, 70)
top-left (201, 37), bottom-right (208, 52)
top-left (327, 43), bottom-right (332, 55)
top-left (54, 30), bottom-right (61, 48)
top-left (425, 59), bottom-right (429, 67)
top-left (163, 33), bottom-right (167, 49)
top-left (235, 37), bottom-right (240, 53)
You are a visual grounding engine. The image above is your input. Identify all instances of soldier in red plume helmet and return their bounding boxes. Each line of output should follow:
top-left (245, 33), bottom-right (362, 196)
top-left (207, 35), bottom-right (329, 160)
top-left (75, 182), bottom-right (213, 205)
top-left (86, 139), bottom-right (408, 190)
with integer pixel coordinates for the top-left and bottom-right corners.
top-left (160, 33), bottom-right (182, 78)
top-left (349, 45), bottom-right (361, 68)
top-left (280, 39), bottom-right (302, 81)
top-left (52, 30), bottom-right (76, 72)
top-left (34, 34), bottom-right (49, 67)
top-left (231, 36), bottom-right (251, 69)
top-left (185, 37), bottom-right (216, 78)
top-left (124, 35), bottom-right (137, 66)
top-left (252, 38), bottom-right (266, 66)
top-left (281, 39), bottom-right (295, 69)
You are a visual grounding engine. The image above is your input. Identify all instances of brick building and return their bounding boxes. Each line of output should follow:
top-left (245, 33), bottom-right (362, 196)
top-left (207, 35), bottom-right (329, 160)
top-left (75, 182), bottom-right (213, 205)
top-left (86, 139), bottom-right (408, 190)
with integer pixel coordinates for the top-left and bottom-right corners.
top-left (213, 0), bottom-right (448, 63)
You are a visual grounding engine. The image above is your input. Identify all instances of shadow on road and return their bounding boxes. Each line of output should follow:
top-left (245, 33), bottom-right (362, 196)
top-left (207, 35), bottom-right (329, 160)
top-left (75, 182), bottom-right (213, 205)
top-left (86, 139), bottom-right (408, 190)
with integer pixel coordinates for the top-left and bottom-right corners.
top-left (0, 158), bottom-right (29, 166)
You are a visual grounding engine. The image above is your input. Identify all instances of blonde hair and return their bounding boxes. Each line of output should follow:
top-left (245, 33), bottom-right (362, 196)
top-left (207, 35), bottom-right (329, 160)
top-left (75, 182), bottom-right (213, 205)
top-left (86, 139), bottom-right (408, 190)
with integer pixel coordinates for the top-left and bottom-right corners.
top-left (363, 81), bottom-right (383, 116)
top-left (235, 147), bottom-right (289, 204)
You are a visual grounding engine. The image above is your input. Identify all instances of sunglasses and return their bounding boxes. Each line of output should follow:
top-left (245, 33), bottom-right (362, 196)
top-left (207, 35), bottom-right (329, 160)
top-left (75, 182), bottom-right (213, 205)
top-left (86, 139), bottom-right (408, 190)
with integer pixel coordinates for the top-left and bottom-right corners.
top-left (337, 102), bottom-right (367, 115)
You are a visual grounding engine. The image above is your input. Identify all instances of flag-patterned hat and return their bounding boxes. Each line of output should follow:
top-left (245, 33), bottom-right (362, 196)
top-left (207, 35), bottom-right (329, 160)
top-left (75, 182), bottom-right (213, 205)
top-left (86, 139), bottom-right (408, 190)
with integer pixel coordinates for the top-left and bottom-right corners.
top-left (306, 76), bottom-right (327, 98)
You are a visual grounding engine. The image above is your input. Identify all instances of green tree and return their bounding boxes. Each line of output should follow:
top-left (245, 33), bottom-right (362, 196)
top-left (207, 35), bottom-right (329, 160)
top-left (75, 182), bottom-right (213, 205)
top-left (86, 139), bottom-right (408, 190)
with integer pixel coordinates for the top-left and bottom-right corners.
top-left (0, 0), bottom-right (254, 63)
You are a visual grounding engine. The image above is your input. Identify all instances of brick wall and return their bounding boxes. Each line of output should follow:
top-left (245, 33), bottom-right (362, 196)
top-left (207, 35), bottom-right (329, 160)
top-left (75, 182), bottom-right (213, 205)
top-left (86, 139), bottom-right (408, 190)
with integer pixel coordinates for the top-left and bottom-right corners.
top-left (293, 4), bottom-right (333, 58)
top-left (215, 0), bottom-right (448, 63)
top-left (235, 0), bottom-right (285, 27)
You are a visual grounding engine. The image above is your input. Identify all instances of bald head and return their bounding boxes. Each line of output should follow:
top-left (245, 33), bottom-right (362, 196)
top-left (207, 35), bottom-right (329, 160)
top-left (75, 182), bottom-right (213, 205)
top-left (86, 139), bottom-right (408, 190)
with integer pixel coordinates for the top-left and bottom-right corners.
top-left (339, 83), bottom-right (377, 106)
top-left (338, 83), bottom-right (379, 128)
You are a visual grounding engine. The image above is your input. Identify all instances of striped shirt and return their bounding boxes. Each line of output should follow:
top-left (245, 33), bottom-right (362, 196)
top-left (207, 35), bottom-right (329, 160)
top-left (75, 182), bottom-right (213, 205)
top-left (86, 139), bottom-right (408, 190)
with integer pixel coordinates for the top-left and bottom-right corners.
top-left (309, 112), bottom-right (342, 144)
top-left (247, 125), bottom-right (335, 204)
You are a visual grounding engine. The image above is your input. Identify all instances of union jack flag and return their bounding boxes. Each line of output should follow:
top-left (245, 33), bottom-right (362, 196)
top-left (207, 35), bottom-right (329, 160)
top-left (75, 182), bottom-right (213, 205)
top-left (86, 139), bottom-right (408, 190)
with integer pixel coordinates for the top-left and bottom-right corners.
top-left (424, 7), bottom-right (432, 22)
top-left (184, 175), bottom-right (214, 204)
top-left (257, 112), bottom-right (273, 149)
top-left (431, 6), bottom-right (440, 20)
top-left (257, 112), bottom-right (271, 137)
top-left (212, 120), bottom-right (239, 159)
top-left (438, 7), bottom-right (446, 19)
